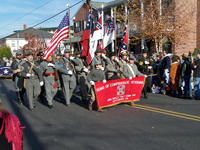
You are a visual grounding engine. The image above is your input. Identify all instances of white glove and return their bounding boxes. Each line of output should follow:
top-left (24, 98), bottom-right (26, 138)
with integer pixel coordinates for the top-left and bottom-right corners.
top-left (83, 68), bottom-right (88, 73)
top-left (145, 61), bottom-right (149, 65)
top-left (103, 79), bottom-right (106, 83)
top-left (115, 57), bottom-right (119, 62)
top-left (68, 70), bottom-right (73, 75)
top-left (101, 67), bottom-right (104, 71)
top-left (40, 81), bottom-right (44, 86)
top-left (114, 69), bottom-right (118, 73)
top-left (26, 73), bottom-right (31, 77)
top-left (90, 81), bottom-right (94, 85)
top-left (70, 56), bottom-right (75, 60)
top-left (148, 66), bottom-right (152, 69)
top-left (129, 77), bottom-right (132, 80)
top-left (101, 54), bottom-right (106, 59)
top-left (48, 63), bottom-right (55, 68)
top-left (145, 75), bottom-right (147, 78)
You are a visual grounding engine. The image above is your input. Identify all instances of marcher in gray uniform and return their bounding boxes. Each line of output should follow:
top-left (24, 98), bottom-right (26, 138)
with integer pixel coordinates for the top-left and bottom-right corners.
top-left (10, 51), bottom-right (26, 105)
top-left (123, 55), bottom-right (146, 106)
top-left (106, 52), bottom-right (119, 80)
top-left (87, 60), bottom-right (106, 112)
top-left (21, 52), bottom-right (43, 111)
top-left (40, 56), bottom-right (57, 109)
top-left (90, 49), bottom-right (110, 70)
top-left (36, 52), bottom-right (46, 103)
top-left (54, 53), bottom-right (63, 95)
top-left (55, 49), bottom-right (78, 107)
top-left (116, 51), bottom-right (128, 79)
top-left (74, 51), bottom-right (90, 104)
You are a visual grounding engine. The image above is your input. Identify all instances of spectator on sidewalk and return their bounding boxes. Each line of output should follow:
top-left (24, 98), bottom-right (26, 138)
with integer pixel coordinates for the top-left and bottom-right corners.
top-left (158, 50), bottom-right (171, 85)
top-left (169, 56), bottom-right (182, 97)
top-left (181, 53), bottom-right (193, 99)
top-left (193, 51), bottom-right (200, 100)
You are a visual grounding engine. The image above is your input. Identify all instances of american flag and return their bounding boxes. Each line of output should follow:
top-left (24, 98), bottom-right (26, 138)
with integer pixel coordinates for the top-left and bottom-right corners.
top-left (44, 11), bottom-right (69, 60)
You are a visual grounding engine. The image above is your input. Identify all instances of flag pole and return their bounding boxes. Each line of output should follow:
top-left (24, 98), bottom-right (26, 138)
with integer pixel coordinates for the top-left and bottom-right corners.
top-left (114, 7), bottom-right (118, 69)
top-left (67, 3), bottom-right (72, 70)
top-left (101, 4), bottom-right (104, 66)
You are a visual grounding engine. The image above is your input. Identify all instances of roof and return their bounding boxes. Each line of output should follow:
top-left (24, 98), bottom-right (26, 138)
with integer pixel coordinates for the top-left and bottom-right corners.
top-left (72, 0), bottom-right (125, 19)
top-left (91, 0), bottom-right (125, 10)
top-left (63, 36), bottom-right (82, 44)
top-left (5, 27), bottom-right (54, 39)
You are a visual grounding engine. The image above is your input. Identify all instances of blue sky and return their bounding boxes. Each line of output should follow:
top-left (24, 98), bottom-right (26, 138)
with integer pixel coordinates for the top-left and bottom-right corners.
top-left (0, 0), bottom-right (113, 38)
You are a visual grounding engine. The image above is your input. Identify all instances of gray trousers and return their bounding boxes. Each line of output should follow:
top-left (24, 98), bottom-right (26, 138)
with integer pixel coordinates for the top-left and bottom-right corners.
top-left (91, 85), bottom-right (96, 103)
top-left (62, 74), bottom-right (76, 105)
top-left (78, 74), bottom-right (90, 99)
top-left (26, 79), bottom-right (41, 109)
top-left (44, 78), bottom-right (57, 105)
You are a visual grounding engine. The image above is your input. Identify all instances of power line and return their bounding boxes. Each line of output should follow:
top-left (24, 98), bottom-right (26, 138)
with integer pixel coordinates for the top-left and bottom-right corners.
top-left (32, 0), bottom-right (84, 28)
top-left (0, 0), bottom-right (84, 38)
top-left (0, 0), bottom-right (53, 30)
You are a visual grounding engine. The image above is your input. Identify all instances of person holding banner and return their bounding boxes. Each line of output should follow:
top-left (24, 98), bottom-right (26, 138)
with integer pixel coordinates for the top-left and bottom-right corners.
top-left (87, 60), bottom-right (106, 112)
top-left (138, 49), bottom-right (154, 99)
top-left (123, 55), bottom-right (147, 105)
top-left (10, 51), bottom-right (26, 105)
top-left (55, 49), bottom-right (78, 107)
top-left (116, 51), bottom-right (128, 79)
top-left (106, 52), bottom-right (119, 80)
top-left (21, 52), bottom-right (43, 111)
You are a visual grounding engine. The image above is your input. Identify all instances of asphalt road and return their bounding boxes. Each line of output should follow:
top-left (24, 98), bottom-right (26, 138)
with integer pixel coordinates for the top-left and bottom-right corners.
top-left (0, 78), bottom-right (200, 150)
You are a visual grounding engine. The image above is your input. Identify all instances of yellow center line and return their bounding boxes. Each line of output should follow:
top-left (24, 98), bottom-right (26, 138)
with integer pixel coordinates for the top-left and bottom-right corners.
top-left (135, 104), bottom-right (200, 119)
top-left (124, 104), bottom-right (200, 122)
top-left (135, 106), bottom-right (200, 122)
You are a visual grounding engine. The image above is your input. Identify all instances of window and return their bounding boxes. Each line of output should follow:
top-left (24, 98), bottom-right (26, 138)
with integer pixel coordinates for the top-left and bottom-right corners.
top-left (93, 17), bottom-right (98, 29)
top-left (11, 42), bottom-right (16, 47)
top-left (74, 21), bottom-right (81, 32)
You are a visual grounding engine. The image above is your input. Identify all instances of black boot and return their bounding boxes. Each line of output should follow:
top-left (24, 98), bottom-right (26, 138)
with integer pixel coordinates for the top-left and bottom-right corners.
top-left (20, 88), bottom-right (26, 102)
top-left (16, 92), bottom-right (22, 105)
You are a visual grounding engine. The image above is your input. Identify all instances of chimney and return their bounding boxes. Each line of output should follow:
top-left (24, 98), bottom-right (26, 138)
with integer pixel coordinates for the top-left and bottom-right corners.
top-left (24, 24), bottom-right (27, 30)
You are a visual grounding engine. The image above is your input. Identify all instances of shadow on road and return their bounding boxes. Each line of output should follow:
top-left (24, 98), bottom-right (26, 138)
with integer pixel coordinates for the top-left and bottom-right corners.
top-left (1, 80), bottom-right (45, 150)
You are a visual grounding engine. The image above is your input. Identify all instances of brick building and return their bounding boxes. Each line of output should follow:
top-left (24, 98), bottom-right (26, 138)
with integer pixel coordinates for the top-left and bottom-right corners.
top-left (65, 0), bottom-right (199, 57)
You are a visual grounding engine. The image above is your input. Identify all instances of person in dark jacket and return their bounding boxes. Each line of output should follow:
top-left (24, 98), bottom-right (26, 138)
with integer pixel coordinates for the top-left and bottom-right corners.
top-left (158, 50), bottom-right (171, 85)
top-left (181, 53), bottom-right (193, 99)
top-left (193, 51), bottom-right (200, 100)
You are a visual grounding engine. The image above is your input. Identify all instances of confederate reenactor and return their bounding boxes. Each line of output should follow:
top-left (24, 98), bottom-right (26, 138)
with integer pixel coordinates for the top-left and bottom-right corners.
top-left (40, 56), bottom-right (58, 109)
top-left (90, 49), bottom-right (110, 70)
top-left (74, 51), bottom-right (90, 104)
top-left (123, 55), bottom-right (146, 106)
top-left (54, 53), bottom-right (63, 95)
top-left (10, 51), bottom-right (26, 105)
top-left (36, 52), bottom-right (45, 103)
top-left (106, 52), bottom-right (119, 80)
top-left (116, 51), bottom-right (128, 79)
top-left (21, 52), bottom-right (43, 111)
top-left (138, 49), bottom-right (154, 99)
top-left (55, 49), bottom-right (78, 107)
top-left (87, 60), bottom-right (106, 112)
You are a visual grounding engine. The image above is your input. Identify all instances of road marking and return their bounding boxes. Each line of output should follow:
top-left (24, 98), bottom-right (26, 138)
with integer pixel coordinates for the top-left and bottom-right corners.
top-left (136, 104), bottom-right (200, 119)
top-left (126, 104), bottom-right (200, 122)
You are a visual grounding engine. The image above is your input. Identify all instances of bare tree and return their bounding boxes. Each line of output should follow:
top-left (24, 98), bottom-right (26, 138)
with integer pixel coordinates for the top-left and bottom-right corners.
top-left (20, 33), bottom-right (47, 57)
top-left (117, 0), bottom-right (196, 53)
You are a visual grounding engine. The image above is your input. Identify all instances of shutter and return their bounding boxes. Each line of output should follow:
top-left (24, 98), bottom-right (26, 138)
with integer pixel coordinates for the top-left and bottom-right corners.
top-left (74, 22), bottom-right (76, 32)
top-left (82, 20), bottom-right (84, 30)
top-left (79, 21), bottom-right (82, 31)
